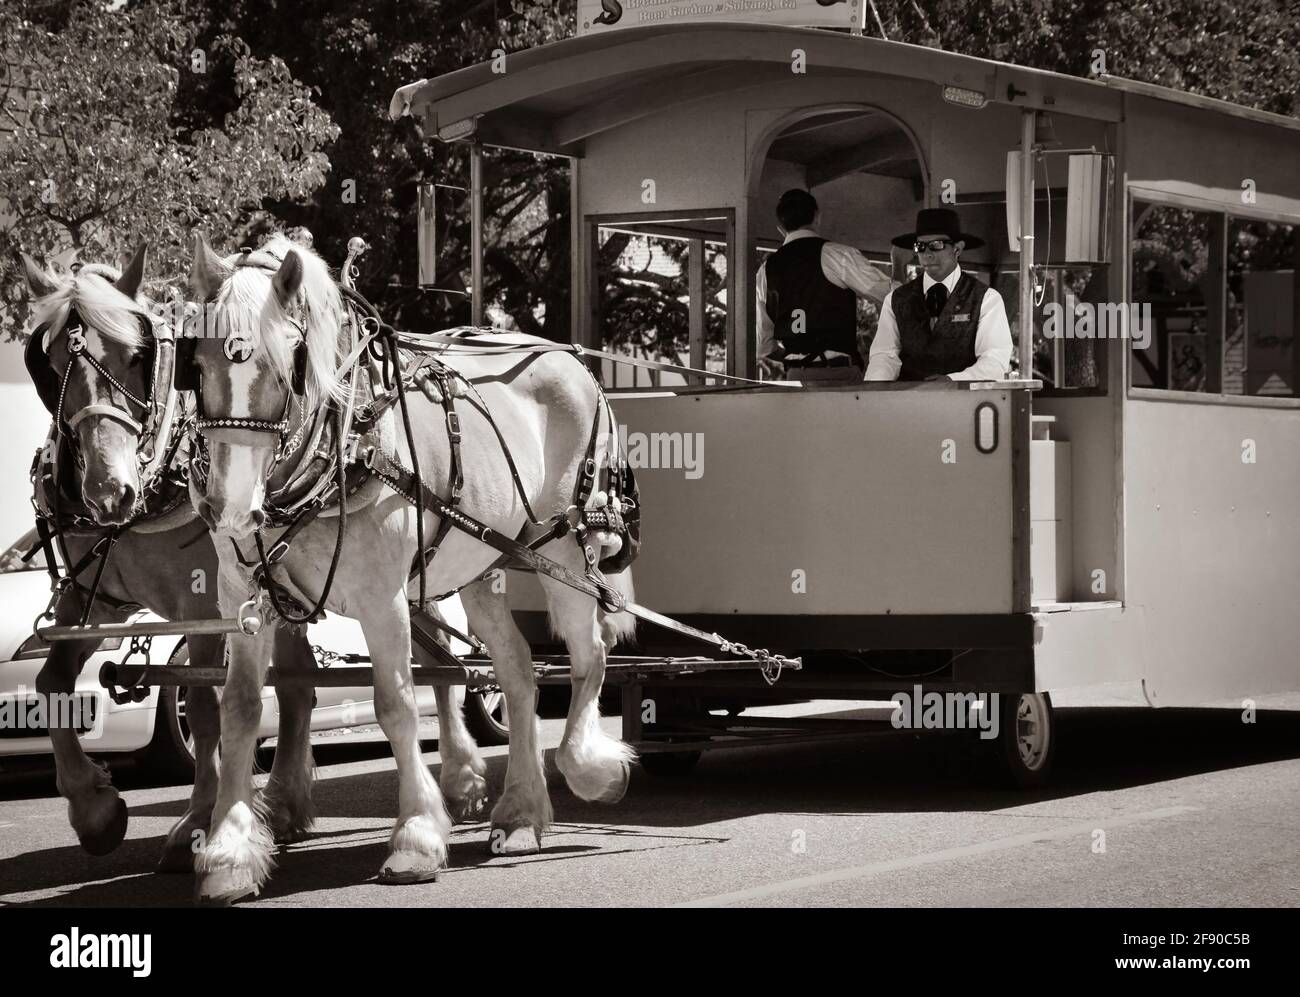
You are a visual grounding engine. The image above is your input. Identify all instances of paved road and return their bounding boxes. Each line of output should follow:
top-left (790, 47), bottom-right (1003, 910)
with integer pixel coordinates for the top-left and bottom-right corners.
top-left (1, 706), bottom-right (1298, 907)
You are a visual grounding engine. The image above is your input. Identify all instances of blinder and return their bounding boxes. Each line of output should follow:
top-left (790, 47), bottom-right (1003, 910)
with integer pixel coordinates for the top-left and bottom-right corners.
top-left (27, 307), bottom-right (156, 424)
top-left (173, 334), bottom-right (199, 392)
top-left (292, 339), bottom-right (307, 396)
top-left (173, 334), bottom-right (307, 395)
top-left (25, 325), bottom-right (61, 415)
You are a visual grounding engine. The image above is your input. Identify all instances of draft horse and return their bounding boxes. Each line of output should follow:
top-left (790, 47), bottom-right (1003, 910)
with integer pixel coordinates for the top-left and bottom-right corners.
top-left (185, 234), bottom-right (637, 903)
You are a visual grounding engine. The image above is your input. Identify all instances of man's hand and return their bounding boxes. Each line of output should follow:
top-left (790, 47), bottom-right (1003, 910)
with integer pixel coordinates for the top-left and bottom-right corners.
top-left (758, 357), bottom-right (785, 381)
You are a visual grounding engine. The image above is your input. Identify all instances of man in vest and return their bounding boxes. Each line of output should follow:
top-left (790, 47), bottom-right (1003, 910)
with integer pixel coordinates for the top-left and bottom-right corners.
top-left (756, 188), bottom-right (895, 382)
top-left (865, 208), bottom-right (1012, 381)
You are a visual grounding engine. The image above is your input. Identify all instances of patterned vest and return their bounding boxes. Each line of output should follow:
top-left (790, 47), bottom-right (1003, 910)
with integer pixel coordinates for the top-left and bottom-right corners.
top-left (764, 238), bottom-right (859, 360)
top-left (891, 272), bottom-right (987, 380)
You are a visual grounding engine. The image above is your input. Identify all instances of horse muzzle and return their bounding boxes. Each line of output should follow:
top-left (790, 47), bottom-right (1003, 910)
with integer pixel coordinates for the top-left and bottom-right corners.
top-left (83, 477), bottom-right (138, 526)
top-left (194, 494), bottom-right (266, 538)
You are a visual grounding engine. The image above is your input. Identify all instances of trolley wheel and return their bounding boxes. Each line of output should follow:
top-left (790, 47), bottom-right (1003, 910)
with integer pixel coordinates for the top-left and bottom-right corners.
top-left (982, 691), bottom-right (1055, 790)
top-left (138, 643), bottom-right (197, 781)
top-left (639, 748), bottom-right (703, 777)
top-left (463, 686), bottom-right (509, 746)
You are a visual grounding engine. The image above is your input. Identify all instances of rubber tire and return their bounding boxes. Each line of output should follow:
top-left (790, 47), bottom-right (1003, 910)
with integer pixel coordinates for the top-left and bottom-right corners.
top-left (639, 750), bottom-right (703, 777)
top-left (463, 687), bottom-right (510, 746)
top-left (982, 691), bottom-right (1055, 790)
top-left (138, 644), bottom-right (197, 781)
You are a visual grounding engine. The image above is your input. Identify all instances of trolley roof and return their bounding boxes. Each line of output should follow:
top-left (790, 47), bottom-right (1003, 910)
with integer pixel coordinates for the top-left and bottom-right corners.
top-left (390, 22), bottom-right (1300, 155)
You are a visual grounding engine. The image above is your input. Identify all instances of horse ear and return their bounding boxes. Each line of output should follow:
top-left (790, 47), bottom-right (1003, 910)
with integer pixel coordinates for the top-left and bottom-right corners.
top-left (115, 242), bottom-right (147, 299)
top-left (189, 232), bottom-right (230, 301)
top-left (272, 249), bottom-right (303, 309)
top-left (17, 252), bottom-right (59, 299)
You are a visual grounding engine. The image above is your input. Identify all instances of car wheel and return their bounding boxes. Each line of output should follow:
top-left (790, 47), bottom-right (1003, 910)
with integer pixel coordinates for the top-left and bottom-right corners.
top-left (463, 685), bottom-right (509, 745)
top-left (138, 643), bottom-right (197, 781)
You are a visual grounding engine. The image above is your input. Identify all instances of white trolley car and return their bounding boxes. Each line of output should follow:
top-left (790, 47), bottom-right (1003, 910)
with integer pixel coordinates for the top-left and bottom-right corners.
top-left (390, 23), bottom-right (1300, 785)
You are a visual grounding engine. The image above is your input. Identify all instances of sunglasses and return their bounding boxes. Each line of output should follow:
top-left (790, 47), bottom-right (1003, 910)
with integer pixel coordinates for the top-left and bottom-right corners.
top-left (913, 239), bottom-right (955, 254)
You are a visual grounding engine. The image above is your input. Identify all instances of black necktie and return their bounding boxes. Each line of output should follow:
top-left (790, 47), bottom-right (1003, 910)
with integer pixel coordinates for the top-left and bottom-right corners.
top-left (926, 282), bottom-right (948, 320)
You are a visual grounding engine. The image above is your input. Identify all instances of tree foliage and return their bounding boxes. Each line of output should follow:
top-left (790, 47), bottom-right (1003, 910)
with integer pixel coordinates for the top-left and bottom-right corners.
top-left (3, 0), bottom-right (1296, 356)
top-left (0, 0), bottom-right (338, 338)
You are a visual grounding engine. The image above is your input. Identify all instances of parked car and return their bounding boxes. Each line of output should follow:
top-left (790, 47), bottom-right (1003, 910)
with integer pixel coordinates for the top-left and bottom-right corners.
top-left (0, 528), bottom-right (508, 780)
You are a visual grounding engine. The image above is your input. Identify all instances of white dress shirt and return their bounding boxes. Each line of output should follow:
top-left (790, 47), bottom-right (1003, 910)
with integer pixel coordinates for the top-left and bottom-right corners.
top-left (755, 228), bottom-right (895, 363)
top-left (864, 266), bottom-right (1013, 381)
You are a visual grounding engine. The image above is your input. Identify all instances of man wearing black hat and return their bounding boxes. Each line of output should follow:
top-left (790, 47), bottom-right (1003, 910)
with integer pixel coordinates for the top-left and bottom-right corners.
top-left (756, 188), bottom-right (896, 382)
top-left (864, 207), bottom-right (1012, 381)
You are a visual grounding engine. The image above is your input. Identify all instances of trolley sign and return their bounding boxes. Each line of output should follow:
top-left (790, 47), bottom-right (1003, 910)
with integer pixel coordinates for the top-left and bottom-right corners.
top-left (577, 0), bottom-right (865, 36)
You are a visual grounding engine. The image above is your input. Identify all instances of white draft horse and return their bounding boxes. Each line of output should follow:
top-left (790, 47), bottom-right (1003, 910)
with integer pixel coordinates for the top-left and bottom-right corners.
top-left (186, 234), bottom-right (635, 903)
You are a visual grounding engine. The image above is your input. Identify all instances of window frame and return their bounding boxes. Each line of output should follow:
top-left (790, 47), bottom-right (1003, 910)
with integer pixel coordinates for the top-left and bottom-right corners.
top-left (1127, 185), bottom-right (1300, 409)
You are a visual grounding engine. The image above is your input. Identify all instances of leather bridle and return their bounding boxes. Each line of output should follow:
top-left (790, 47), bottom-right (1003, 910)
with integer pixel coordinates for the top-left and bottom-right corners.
top-left (178, 250), bottom-right (309, 454)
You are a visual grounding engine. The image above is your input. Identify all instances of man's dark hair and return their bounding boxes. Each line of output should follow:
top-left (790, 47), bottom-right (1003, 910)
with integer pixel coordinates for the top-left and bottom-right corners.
top-left (776, 189), bottom-right (818, 231)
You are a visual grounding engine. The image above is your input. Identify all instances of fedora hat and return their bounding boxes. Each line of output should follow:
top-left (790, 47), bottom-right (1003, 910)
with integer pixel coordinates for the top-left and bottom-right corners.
top-left (892, 207), bottom-right (984, 250)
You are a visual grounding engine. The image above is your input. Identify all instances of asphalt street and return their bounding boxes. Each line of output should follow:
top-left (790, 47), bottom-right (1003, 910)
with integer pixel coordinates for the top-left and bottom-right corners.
top-left (1, 706), bottom-right (1298, 907)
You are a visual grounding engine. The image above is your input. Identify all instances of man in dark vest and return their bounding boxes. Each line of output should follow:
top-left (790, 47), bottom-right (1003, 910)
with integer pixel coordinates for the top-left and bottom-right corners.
top-left (756, 188), bottom-right (895, 383)
top-left (865, 208), bottom-right (1012, 381)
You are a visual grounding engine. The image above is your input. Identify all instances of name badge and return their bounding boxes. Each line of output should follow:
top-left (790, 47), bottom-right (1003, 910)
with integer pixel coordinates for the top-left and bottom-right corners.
top-left (952, 313), bottom-right (971, 322)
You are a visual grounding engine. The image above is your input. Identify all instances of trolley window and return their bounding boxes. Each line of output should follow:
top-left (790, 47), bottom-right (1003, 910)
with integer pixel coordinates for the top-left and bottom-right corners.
top-left (1130, 197), bottom-right (1299, 401)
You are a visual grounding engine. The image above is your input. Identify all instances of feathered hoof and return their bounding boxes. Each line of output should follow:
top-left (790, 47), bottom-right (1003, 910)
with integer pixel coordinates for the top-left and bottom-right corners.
top-left (488, 824), bottom-right (541, 856)
top-left (195, 866), bottom-right (261, 906)
top-left (592, 763), bottom-right (630, 805)
top-left (378, 853), bottom-right (444, 885)
top-left (77, 794), bottom-right (128, 857)
top-left (272, 825), bottom-right (312, 847)
top-left (447, 786), bottom-right (490, 824)
top-left (156, 839), bottom-right (197, 874)
top-left (561, 756), bottom-right (631, 806)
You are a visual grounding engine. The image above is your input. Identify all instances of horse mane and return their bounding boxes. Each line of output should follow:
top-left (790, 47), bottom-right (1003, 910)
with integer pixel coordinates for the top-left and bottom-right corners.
top-left (212, 234), bottom-right (347, 411)
top-left (27, 264), bottom-right (150, 353)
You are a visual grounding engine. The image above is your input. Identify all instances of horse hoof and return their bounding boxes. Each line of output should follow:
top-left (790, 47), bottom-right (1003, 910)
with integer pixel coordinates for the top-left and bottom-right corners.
top-left (78, 796), bottom-right (128, 856)
top-left (488, 824), bottom-right (540, 856)
top-left (273, 827), bottom-right (311, 847)
top-left (195, 867), bottom-right (260, 906)
top-left (156, 843), bottom-right (196, 874)
top-left (377, 866), bottom-right (441, 886)
top-left (599, 765), bottom-right (630, 805)
top-left (448, 791), bottom-right (490, 824)
top-left (378, 854), bottom-right (443, 885)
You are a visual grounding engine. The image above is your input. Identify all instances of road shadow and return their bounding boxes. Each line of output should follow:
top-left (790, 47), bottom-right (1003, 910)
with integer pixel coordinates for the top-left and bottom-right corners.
top-left (2, 708), bottom-right (1298, 905)
top-left (0, 738), bottom-right (433, 800)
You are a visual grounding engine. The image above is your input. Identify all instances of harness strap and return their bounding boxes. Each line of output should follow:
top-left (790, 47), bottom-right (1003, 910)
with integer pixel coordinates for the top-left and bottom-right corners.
top-left (34, 517), bottom-right (61, 588)
top-left (68, 403), bottom-right (143, 435)
top-left (354, 355), bottom-right (545, 527)
top-left (365, 445), bottom-right (622, 608)
top-left (252, 406), bottom-right (349, 626)
top-left (413, 367), bottom-right (463, 581)
top-left (362, 443), bottom-right (788, 681)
